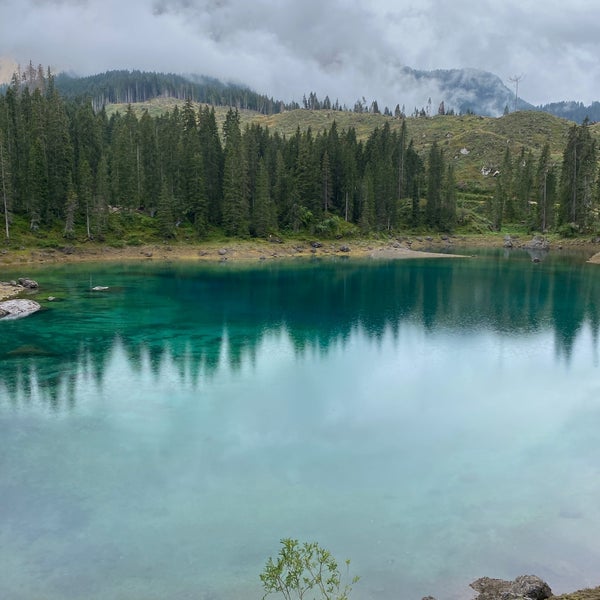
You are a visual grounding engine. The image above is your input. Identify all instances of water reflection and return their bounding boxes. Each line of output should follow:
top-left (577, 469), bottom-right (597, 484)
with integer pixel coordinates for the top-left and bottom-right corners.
top-left (2, 253), bottom-right (600, 600)
top-left (1, 252), bottom-right (600, 405)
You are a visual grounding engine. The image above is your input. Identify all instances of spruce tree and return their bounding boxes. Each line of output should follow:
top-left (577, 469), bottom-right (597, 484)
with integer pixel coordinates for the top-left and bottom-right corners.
top-left (198, 106), bottom-right (223, 224)
top-left (489, 147), bottom-right (512, 230)
top-left (93, 154), bottom-right (110, 239)
top-left (534, 144), bottom-right (554, 232)
top-left (426, 141), bottom-right (443, 228)
top-left (559, 120), bottom-right (597, 230)
top-left (359, 168), bottom-right (375, 233)
top-left (252, 157), bottom-right (276, 237)
top-left (405, 140), bottom-right (423, 227)
top-left (221, 109), bottom-right (249, 236)
top-left (138, 111), bottom-right (160, 215)
top-left (78, 159), bottom-right (93, 239)
top-left (26, 136), bottom-right (47, 230)
top-left (63, 177), bottom-right (78, 239)
top-left (156, 179), bottom-right (176, 238)
top-left (440, 162), bottom-right (457, 231)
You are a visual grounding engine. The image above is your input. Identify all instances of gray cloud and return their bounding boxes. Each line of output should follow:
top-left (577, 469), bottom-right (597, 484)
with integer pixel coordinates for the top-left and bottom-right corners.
top-left (1, 0), bottom-right (599, 108)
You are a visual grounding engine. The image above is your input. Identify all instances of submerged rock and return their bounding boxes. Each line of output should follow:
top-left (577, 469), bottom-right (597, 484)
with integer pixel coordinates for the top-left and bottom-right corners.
top-left (0, 299), bottom-right (41, 320)
top-left (18, 277), bottom-right (39, 289)
top-left (470, 575), bottom-right (552, 600)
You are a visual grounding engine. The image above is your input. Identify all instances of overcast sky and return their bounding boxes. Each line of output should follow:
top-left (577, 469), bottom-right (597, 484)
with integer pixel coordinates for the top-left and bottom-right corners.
top-left (1, 0), bottom-right (598, 109)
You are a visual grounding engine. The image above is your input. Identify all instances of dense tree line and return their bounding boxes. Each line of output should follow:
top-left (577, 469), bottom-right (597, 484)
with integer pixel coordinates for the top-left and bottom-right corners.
top-left (537, 101), bottom-right (600, 125)
top-left (54, 70), bottom-right (296, 115)
top-left (487, 118), bottom-right (598, 234)
top-left (0, 74), bottom-right (598, 243)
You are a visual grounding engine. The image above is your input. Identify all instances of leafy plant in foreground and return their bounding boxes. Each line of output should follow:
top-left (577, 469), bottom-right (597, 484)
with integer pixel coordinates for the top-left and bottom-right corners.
top-left (260, 538), bottom-right (359, 600)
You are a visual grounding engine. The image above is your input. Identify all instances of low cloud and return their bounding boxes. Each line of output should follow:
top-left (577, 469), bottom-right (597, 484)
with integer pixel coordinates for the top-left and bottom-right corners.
top-left (1, 0), bottom-right (599, 107)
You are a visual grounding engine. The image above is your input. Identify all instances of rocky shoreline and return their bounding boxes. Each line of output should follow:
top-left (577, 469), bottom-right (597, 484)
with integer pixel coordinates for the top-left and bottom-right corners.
top-left (2, 234), bottom-right (600, 302)
top-left (1, 233), bottom-right (599, 272)
top-left (459, 575), bottom-right (600, 600)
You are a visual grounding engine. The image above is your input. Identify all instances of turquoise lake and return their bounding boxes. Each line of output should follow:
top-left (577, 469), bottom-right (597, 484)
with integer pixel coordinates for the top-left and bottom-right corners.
top-left (1, 251), bottom-right (599, 600)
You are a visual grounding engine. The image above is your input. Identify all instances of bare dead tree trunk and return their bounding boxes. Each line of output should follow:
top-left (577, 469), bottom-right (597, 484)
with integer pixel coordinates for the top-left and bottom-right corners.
top-left (0, 140), bottom-right (9, 240)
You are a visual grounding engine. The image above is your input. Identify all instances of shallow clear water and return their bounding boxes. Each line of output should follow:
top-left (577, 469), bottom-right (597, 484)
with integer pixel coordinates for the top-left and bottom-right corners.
top-left (1, 251), bottom-right (600, 600)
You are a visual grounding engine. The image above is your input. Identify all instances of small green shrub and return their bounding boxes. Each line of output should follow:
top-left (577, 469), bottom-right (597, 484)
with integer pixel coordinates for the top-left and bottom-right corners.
top-left (557, 222), bottom-right (579, 238)
top-left (260, 538), bottom-right (359, 600)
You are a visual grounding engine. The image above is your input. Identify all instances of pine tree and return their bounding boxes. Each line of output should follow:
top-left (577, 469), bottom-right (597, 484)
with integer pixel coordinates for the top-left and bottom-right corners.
top-left (321, 150), bottom-right (332, 213)
top-left (221, 109), bottom-right (249, 236)
top-left (340, 128), bottom-right (358, 222)
top-left (45, 82), bottom-right (72, 222)
top-left (534, 144), bottom-right (554, 232)
top-left (93, 154), bottom-right (110, 239)
top-left (359, 168), bottom-right (375, 233)
top-left (295, 129), bottom-right (320, 220)
top-left (110, 109), bottom-right (139, 209)
top-left (156, 179), bottom-right (176, 238)
top-left (426, 141), bottom-right (443, 228)
top-left (26, 136), bottom-right (47, 230)
top-left (513, 147), bottom-right (534, 222)
top-left (405, 140), bottom-right (423, 226)
top-left (440, 162), bottom-right (457, 231)
top-left (63, 177), bottom-right (78, 238)
top-left (489, 146), bottom-right (512, 230)
top-left (138, 110), bottom-right (160, 215)
top-left (78, 159), bottom-right (93, 239)
top-left (252, 157), bottom-right (276, 237)
top-left (198, 106), bottom-right (223, 224)
top-left (559, 120), bottom-right (597, 230)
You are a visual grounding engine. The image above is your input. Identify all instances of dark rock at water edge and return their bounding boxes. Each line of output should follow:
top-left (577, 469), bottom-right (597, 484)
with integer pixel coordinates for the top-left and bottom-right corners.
top-left (470, 575), bottom-right (552, 600)
top-left (18, 277), bottom-right (39, 289)
top-left (504, 235), bottom-right (514, 248)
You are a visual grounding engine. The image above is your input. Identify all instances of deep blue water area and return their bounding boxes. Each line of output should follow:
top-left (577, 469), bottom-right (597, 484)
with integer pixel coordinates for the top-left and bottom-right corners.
top-left (1, 251), bottom-right (599, 600)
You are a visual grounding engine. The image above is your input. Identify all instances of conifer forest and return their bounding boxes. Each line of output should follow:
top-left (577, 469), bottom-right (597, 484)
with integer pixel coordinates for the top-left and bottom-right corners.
top-left (0, 70), bottom-right (598, 244)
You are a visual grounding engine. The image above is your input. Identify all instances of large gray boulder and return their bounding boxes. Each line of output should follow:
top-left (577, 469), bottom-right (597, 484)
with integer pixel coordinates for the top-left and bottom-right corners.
top-left (0, 299), bottom-right (42, 320)
top-left (470, 575), bottom-right (552, 600)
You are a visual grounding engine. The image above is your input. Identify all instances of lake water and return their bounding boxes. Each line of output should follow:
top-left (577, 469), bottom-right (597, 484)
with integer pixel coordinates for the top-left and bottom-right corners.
top-left (1, 251), bottom-right (600, 600)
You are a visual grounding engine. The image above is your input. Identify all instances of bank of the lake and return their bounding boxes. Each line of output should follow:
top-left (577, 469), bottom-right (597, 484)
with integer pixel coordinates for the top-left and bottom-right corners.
top-left (1, 232), bottom-right (600, 269)
top-left (3, 232), bottom-right (600, 300)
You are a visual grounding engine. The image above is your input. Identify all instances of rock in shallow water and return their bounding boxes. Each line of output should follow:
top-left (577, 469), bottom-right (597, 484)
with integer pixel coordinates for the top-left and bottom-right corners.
top-left (0, 299), bottom-right (42, 320)
top-left (470, 575), bottom-right (552, 600)
top-left (17, 277), bottom-right (39, 289)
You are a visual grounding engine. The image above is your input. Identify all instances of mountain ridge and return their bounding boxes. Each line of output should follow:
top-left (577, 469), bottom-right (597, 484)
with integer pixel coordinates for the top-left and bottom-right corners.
top-left (1, 60), bottom-right (598, 123)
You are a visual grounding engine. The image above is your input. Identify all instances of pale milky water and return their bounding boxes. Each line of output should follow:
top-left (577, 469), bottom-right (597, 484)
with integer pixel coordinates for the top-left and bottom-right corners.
top-left (1, 253), bottom-right (599, 600)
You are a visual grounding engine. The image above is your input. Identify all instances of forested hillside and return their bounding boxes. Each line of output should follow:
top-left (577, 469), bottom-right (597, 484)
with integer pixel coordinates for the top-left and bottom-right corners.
top-left (53, 70), bottom-right (296, 115)
top-left (0, 70), bottom-right (598, 247)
